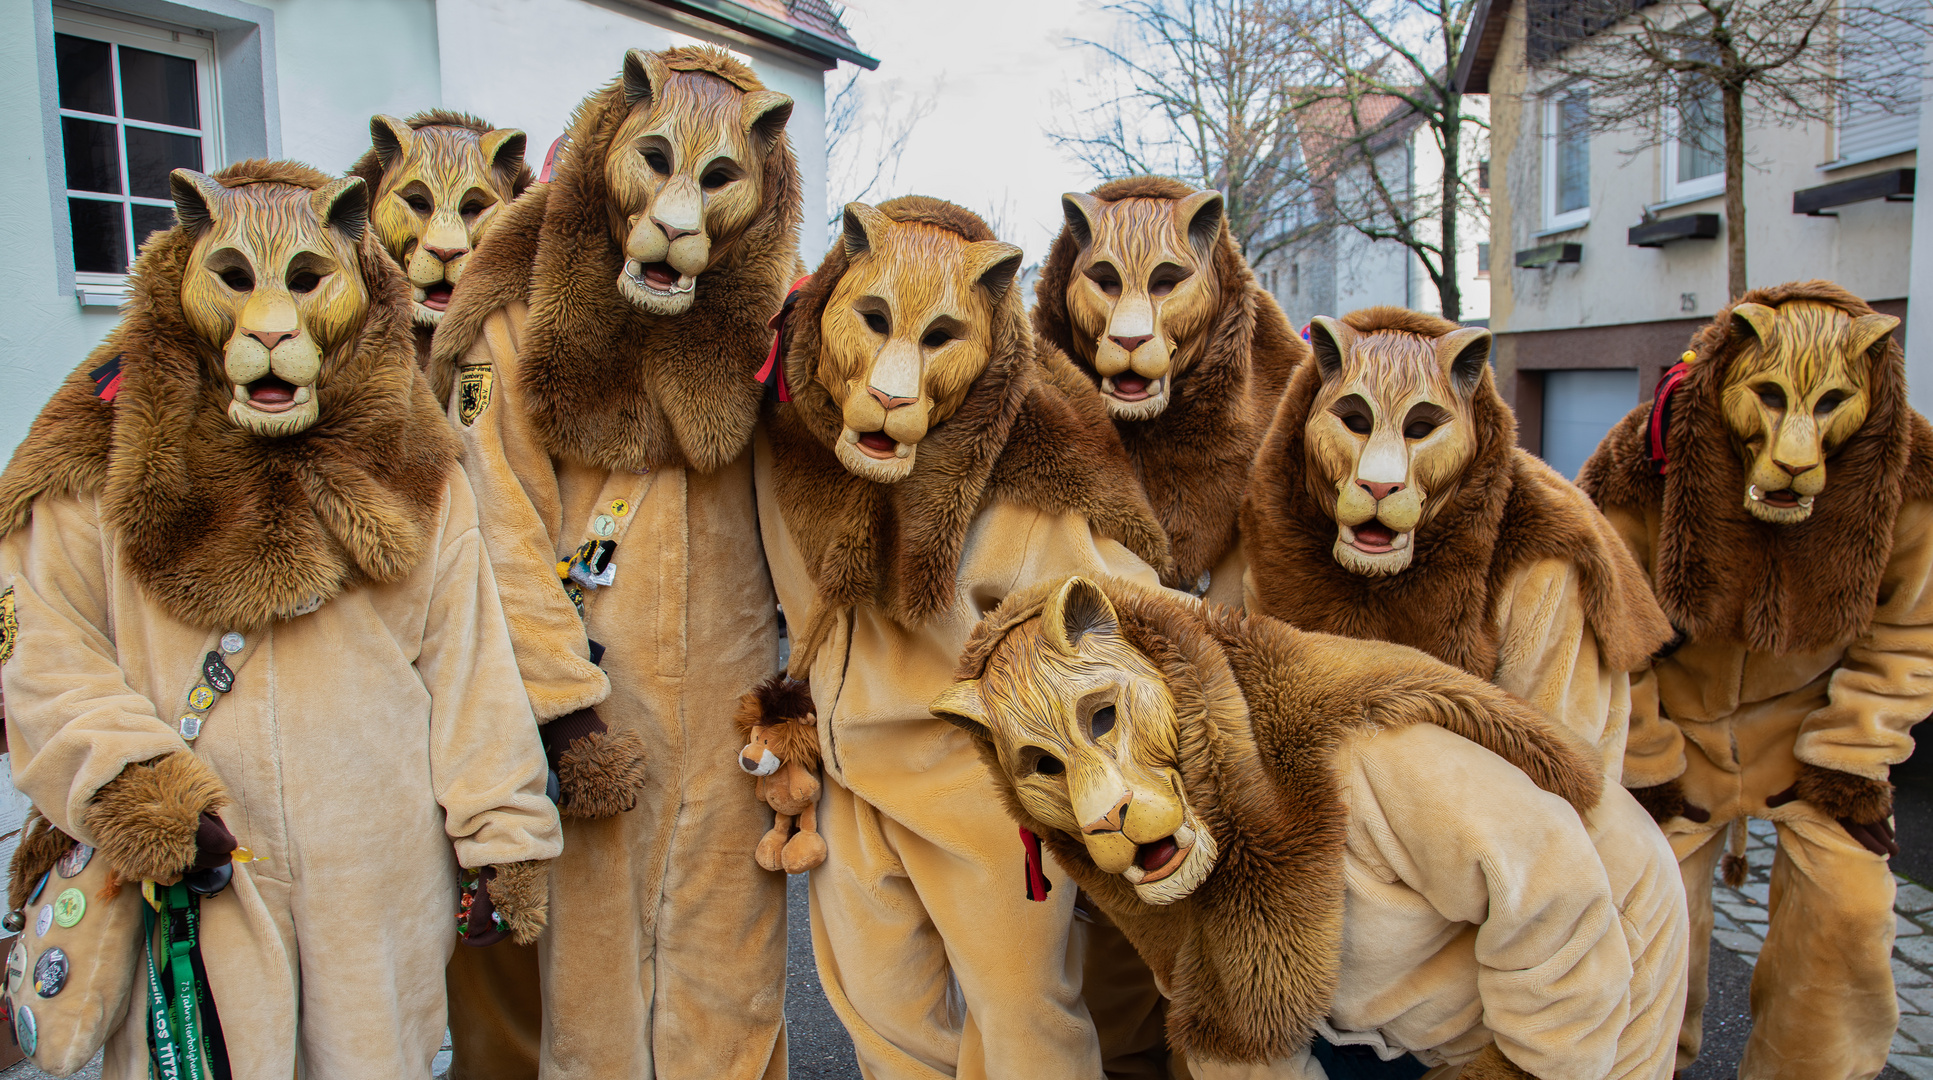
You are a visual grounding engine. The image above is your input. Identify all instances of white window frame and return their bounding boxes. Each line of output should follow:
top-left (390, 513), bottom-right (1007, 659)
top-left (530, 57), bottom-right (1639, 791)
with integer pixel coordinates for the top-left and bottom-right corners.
top-left (1661, 97), bottom-right (1725, 202)
top-left (54, 8), bottom-right (222, 304)
top-left (1543, 88), bottom-right (1592, 231)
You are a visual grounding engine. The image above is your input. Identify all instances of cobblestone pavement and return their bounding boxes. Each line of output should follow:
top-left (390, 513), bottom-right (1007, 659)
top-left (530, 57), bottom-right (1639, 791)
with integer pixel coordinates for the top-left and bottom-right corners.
top-left (1705, 816), bottom-right (1913, 1079)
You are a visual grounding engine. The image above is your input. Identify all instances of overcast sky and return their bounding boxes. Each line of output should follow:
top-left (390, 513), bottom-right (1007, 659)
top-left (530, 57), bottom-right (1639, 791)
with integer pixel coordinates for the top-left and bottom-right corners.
top-left (832, 0), bottom-right (1122, 264)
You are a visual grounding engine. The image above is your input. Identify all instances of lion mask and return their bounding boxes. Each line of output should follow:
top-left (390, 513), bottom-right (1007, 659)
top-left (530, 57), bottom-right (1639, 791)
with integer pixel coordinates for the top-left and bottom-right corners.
top-left (608, 48), bottom-right (793, 316)
top-left (1304, 312), bottom-right (1492, 576)
top-left (360, 112), bottom-right (527, 327)
top-left (172, 167), bottom-right (371, 437)
top-left (1715, 299), bottom-right (1899, 524)
top-left (933, 578), bottom-right (1218, 905)
top-left (818, 201), bottom-right (1023, 483)
top-left (1059, 189), bottom-right (1224, 419)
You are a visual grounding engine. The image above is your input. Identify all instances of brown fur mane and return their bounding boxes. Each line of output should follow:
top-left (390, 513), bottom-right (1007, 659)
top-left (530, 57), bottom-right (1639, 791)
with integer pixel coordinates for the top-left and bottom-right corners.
top-left (346, 108), bottom-right (535, 197)
top-left (1342, 305), bottom-right (1460, 338)
top-left (1032, 176), bottom-right (1305, 590)
top-left (429, 46), bottom-right (802, 472)
top-left (1579, 280), bottom-right (1933, 655)
top-left (734, 675), bottom-right (822, 769)
top-left (1240, 313), bottom-right (1671, 677)
top-left (766, 196), bottom-right (1170, 639)
top-left (0, 159), bottom-right (455, 628)
top-left (952, 578), bottom-right (1598, 1063)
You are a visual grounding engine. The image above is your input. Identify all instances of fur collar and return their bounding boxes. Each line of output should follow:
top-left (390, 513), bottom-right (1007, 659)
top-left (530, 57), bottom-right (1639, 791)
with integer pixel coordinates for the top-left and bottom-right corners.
top-left (767, 197), bottom-right (1170, 636)
top-left (954, 580), bottom-right (1599, 1064)
top-left (0, 161), bottom-right (455, 629)
top-left (1032, 176), bottom-right (1305, 590)
top-left (1580, 280), bottom-right (1933, 655)
top-left (429, 49), bottom-right (803, 473)
top-left (1242, 357), bottom-right (1671, 677)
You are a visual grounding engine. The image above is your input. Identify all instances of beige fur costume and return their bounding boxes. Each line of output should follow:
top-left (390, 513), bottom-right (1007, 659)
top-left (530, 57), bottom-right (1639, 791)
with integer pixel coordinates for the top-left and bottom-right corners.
top-left (1581, 282), bottom-right (1933, 1079)
top-left (756, 197), bottom-right (1172, 1079)
top-left (431, 48), bottom-right (800, 1080)
top-left (0, 160), bottom-right (559, 1077)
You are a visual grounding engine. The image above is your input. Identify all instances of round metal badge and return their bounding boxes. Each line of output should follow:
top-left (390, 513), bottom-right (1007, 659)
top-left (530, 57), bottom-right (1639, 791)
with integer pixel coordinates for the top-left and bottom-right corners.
top-left (188, 685), bottom-right (216, 711)
top-left (54, 844), bottom-right (92, 879)
top-left (7, 940), bottom-right (25, 992)
top-left (220, 631), bottom-right (245, 655)
top-left (16, 1002), bottom-right (35, 1056)
top-left (33, 907), bottom-right (50, 939)
top-left (592, 514), bottom-right (616, 538)
top-left (51, 890), bottom-right (83, 929)
top-left (32, 948), bottom-right (66, 998)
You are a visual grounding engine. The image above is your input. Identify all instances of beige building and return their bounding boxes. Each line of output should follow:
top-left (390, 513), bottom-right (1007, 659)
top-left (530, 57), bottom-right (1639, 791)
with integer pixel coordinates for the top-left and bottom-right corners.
top-left (1456, 0), bottom-right (1918, 476)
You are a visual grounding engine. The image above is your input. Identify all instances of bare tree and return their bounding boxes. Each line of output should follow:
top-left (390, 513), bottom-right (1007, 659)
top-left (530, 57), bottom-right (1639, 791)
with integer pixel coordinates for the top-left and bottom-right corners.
top-left (1297, 0), bottom-right (1489, 322)
top-left (825, 64), bottom-right (936, 228)
top-left (1536, 0), bottom-right (1931, 299)
top-left (1051, 0), bottom-right (1326, 264)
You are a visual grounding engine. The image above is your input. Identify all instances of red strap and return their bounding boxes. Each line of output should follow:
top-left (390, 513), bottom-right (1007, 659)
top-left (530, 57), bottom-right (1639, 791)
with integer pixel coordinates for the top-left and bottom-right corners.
top-left (1647, 360), bottom-right (1694, 474)
top-left (755, 275), bottom-right (813, 403)
top-left (538, 134), bottom-right (568, 184)
top-left (1020, 827), bottom-right (1051, 902)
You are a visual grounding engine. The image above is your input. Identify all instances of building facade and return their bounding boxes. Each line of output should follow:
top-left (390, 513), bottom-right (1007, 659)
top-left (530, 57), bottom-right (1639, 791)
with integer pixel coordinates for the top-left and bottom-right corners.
top-left (1458, 0), bottom-right (1919, 477)
top-left (0, 0), bottom-right (866, 457)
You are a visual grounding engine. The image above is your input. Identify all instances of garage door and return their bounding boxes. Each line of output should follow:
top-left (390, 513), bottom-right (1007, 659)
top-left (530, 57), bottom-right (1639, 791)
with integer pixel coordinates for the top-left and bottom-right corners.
top-left (1542, 369), bottom-right (1638, 479)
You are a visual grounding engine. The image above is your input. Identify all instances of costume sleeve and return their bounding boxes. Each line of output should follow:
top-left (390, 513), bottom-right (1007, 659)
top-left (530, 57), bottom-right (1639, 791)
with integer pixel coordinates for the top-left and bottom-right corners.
top-left (1597, 505), bottom-right (1685, 789)
top-left (419, 472), bottom-right (563, 868)
top-left (1796, 499), bottom-right (1933, 781)
top-left (0, 495), bottom-right (184, 842)
top-left (1340, 722), bottom-right (1630, 1079)
top-left (1491, 558), bottom-right (1628, 779)
top-left (1000, 504), bottom-right (1166, 598)
top-left (450, 305), bottom-right (610, 721)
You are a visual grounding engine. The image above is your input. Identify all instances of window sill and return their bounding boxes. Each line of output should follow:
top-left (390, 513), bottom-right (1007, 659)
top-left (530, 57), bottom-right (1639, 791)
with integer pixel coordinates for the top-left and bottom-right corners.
top-left (1645, 188), bottom-right (1724, 214)
top-left (1821, 142), bottom-right (1917, 172)
top-left (75, 279), bottom-right (130, 309)
top-left (1534, 219), bottom-right (1590, 239)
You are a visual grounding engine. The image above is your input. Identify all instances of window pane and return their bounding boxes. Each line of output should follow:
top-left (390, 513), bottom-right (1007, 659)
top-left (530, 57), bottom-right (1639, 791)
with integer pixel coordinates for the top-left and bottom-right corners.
top-left (54, 34), bottom-right (114, 116)
top-left (62, 117), bottom-right (122, 195)
top-left (131, 204), bottom-right (176, 252)
top-left (69, 198), bottom-right (127, 274)
top-left (1676, 84), bottom-right (1724, 182)
top-left (119, 46), bottom-right (199, 129)
top-left (1558, 93), bottom-right (1590, 214)
top-left (125, 127), bottom-right (201, 199)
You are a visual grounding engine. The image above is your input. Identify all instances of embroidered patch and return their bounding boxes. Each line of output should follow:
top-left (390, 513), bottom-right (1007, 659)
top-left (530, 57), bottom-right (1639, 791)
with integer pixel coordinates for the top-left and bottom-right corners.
top-left (457, 367), bottom-right (494, 426)
top-left (0, 587), bottom-right (16, 664)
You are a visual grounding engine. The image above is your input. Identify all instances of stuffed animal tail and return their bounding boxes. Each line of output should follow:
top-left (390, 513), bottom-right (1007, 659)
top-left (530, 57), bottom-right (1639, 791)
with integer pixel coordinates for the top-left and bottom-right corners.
top-left (1721, 817), bottom-right (1750, 888)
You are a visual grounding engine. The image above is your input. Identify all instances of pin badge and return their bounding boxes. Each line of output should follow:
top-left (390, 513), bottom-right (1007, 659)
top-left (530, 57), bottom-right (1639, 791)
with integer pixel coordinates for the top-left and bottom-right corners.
top-left (16, 1003), bottom-right (34, 1055)
top-left (592, 514), bottom-right (616, 538)
top-left (610, 499), bottom-right (630, 517)
top-left (32, 907), bottom-right (49, 939)
top-left (179, 715), bottom-right (203, 740)
top-left (290, 595), bottom-right (323, 618)
top-left (51, 890), bottom-right (83, 929)
top-left (187, 686), bottom-right (216, 711)
top-left (26, 872), bottom-right (47, 905)
top-left (54, 846), bottom-right (91, 879)
top-left (202, 652), bottom-right (234, 693)
top-left (220, 632), bottom-right (245, 655)
top-left (6, 941), bottom-right (23, 992)
top-left (32, 949), bottom-right (66, 998)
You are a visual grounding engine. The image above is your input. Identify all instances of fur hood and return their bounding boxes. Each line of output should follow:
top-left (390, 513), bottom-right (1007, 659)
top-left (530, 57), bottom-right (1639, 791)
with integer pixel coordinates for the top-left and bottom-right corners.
top-left (1580, 280), bottom-right (1933, 655)
top-left (0, 160), bottom-right (455, 629)
top-left (953, 579), bottom-right (1600, 1063)
top-left (766, 196), bottom-right (1170, 642)
top-left (1242, 308), bottom-right (1671, 678)
top-left (1032, 176), bottom-right (1305, 590)
top-left (429, 47), bottom-right (802, 473)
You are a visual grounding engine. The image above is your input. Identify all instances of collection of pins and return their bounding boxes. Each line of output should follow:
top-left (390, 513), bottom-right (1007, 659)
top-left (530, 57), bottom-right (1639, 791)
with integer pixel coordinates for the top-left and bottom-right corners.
top-left (179, 633), bottom-right (243, 741)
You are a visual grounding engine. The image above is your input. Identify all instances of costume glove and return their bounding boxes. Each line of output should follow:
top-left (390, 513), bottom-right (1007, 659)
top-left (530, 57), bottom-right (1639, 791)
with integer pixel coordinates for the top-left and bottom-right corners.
top-left (460, 861), bottom-right (550, 947)
top-left (83, 752), bottom-right (227, 884)
top-left (1767, 763), bottom-right (1898, 858)
top-left (1626, 778), bottom-right (1710, 824)
top-left (541, 707), bottom-right (648, 818)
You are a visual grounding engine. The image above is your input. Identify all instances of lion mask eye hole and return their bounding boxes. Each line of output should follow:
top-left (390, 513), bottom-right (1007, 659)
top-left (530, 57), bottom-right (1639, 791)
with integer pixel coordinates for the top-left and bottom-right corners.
top-left (1148, 263), bottom-right (1190, 298)
top-left (642, 148), bottom-right (670, 175)
top-left (1085, 264), bottom-right (1122, 298)
top-left (287, 269), bottom-right (322, 294)
top-left (1816, 391), bottom-right (1848, 414)
top-left (460, 200), bottom-right (485, 218)
top-left (700, 161), bottom-right (741, 190)
top-left (405, 194), bottom-right (431, 215)
top-left (219, 267), bottom-right (254, 292)
top-left (862, 311), bottom-right (889, 335)
top-left (922, 327), bottom-right (952, 349)
top-left (1757, 384), bottom-right (1787, 410)
top-left (1332, 394), bottom-right (1373, 435)
top-left (1089, 704), bottom-right (1117, 739)
top-left (1402, 403), bottom-right (1451, 441)
top-left (1032, 753), bottom-right (1066, 777)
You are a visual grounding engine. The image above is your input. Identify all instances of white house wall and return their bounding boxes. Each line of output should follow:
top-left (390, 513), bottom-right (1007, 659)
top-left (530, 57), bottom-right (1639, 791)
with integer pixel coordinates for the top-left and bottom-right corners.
top-left (0, 0), bottom-right (832, 457)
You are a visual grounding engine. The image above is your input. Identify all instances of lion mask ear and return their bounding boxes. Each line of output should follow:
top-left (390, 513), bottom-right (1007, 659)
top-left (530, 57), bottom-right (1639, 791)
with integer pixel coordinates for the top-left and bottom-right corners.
top-left (479, 127), bottom-right (527, 184)
top-left (1175, 188), bottom-right (1224, 254)
top-left (312, 176), bottom-right (368, 244)
top-left (1848, 311), bottom-right (1901, 359)
top-left (842, 201), bottom-right (889, 261)
top-left (1435, 326), bottom-right (1492, 396)
top-left (170, 169), bottom-right (226, 237)
top-left (1731, 302), bottom-right (1780, 347)
top-left (1041, 577), bottom-right (1120, 658)
top-left (931, 680), bottom-right (989, 735)
top-left (1062, 192), bottom-right (1102, 250)
top-left (622, 48), bottom-right (671, 110)
top-left (1308, 316), bottom-right (1353, 383)
top-left (966, 240), bottom-right (1025, 301)
top-left (741, 90), bottom-right (793, 149)
top-left (370, 114), bottom-right (413, 171)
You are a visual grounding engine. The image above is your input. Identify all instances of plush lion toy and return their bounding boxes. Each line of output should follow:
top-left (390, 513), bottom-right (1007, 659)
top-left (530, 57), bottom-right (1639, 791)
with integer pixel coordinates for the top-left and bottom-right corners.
top-left (735, 675), bottom-right (826, 873)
